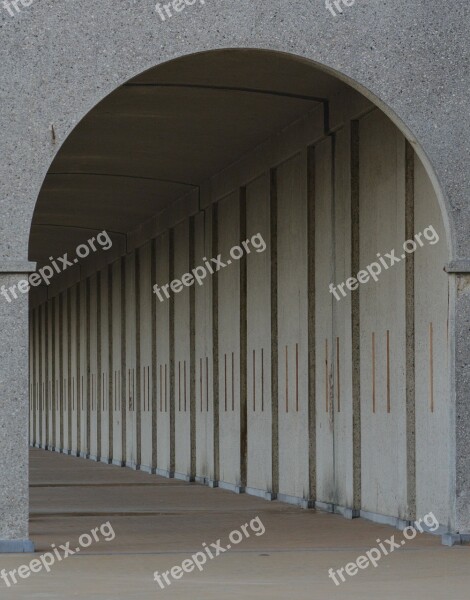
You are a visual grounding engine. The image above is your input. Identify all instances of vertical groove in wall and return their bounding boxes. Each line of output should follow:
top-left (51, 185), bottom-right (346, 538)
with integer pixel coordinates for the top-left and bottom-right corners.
top-left (59, 294), bottom-right (64, 450)
top-left (120, 257), bottom-right (126, 466)
top-left (107, 264), bottom-right (113, 463)
top-left (37, 306), bottom-right (44, 447)
top-left (270, 167), bottom-right (279, 496)
top-left (135, 250), bottom-right (142, 468)
top-left (405, 139), bottom-right (416, 520)
top-left (239, 187), bottom-right (248, 488)
top-left (86, 278), bottom-right (91, 457)
top-left (169, 229), bottom-right (175, 474)
top-left (76, 285), bottom-right (81, 456)
top-left (67, 289), bottom-right (72, 451)
top-left (307, 145), bottom-right (316, 501)
top-left (52, 299), bottom-right (56, 449)
top-left (31, 309), bottom-right (36, 447)
top-left (151, 238), bottom-right (158, 471)
top-left (351, 120), bottom-right (362, 511)
top-left (212, 202), bottom-right (220, 484)
top-left (189, 216), bottom-right (197, 479)
top-left (46, 303), bottom-right (50, 448)
top-left (97, 272), bottom-right (102, 460)
top-left (95, 271), bottom-right (104, 460)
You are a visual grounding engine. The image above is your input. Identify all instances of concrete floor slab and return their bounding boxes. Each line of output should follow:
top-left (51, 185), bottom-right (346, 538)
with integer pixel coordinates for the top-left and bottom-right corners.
top-left (0, 449), bottom-right (466, 599)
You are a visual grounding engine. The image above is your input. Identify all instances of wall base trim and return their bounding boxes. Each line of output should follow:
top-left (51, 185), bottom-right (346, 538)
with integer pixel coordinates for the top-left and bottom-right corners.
top-left (245, 486), bottom-right (276, 501)
top-left (208, 479), bottom-right (218, 488)
top-left (112, 459), bottom-right (125, 467)
top-left (140, 464), bottom-right (152, 474)
top-left (125, 461), bottom-right (139, 471)
top-left (154, 468), bottom-right (174, 478)
top-left (360, 509), bottom-right (411, 530)
top-left (218, 481), bottom-right (245, 494)
top-left (0, 539), bottom-right (35, 553)
top-left (442, 533), bottom-right (470, 546)
top-left (100, 457), bottom-right (112, 465)
top-left (174, 471), bottom-right (194, 482)
top-left (315, 501), bottom-right (360, 519)
top-left (277, 493), bottom-right (314, 509)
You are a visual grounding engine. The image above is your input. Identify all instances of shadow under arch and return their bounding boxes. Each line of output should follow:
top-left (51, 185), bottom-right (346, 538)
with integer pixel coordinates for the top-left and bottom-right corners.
top-left (29, 47), bottom-right (451, 262)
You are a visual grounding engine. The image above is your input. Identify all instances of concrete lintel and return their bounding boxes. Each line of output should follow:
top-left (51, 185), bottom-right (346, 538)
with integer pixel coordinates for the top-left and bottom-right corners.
top-left (0, 539), bottom-right (35, 554)
top-left (445, 260), bottom-right (470, 273)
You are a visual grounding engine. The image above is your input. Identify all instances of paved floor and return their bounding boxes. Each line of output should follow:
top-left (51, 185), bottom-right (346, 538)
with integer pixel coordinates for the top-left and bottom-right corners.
top-left (0, 449), bottom-right (468, 599)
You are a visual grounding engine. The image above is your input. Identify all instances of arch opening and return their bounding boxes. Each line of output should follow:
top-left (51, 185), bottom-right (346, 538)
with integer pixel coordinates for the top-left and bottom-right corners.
top-left (28, 48), bottom-right (452, 545)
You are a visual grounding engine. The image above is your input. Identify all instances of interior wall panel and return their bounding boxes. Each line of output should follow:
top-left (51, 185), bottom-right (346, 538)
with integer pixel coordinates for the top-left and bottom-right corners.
top-left (359, 110), bottom-right (407, 519)
top-left (125, 254), bottom-right (137, 469)
top-left (155, 232), bottom-right (172, 476)
top-left (246, 173), bottom-right (273, 498)
top-left (139, 242), bottom-right (153, 472)
top-left (277, 152), bottom-right (309, 504)
top-left (217, 191), bottom-right (242, 490)
top-left (414, 155), bottom-right (451, 524)
top-left (194, 209), bottom-right (214, 482)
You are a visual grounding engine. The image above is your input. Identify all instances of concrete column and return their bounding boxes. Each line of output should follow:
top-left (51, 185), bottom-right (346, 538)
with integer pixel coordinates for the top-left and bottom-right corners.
top-left (447, 267), bottom-right (470, 539)
top-left (0, 268), bottom-right (35, 552)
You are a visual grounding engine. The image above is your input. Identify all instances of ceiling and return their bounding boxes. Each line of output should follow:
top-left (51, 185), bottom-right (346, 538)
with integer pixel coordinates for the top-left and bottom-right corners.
top-left (30, 49), bottom-right (347, 262)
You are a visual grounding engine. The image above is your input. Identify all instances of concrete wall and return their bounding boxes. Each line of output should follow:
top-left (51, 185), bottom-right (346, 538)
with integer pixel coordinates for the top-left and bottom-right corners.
top-left (30, 98), bottom-right (452, 530)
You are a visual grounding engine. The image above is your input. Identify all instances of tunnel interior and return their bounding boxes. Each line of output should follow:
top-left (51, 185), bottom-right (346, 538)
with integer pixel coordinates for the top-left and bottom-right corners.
top-left (28, 49), bottom-right (451, 529)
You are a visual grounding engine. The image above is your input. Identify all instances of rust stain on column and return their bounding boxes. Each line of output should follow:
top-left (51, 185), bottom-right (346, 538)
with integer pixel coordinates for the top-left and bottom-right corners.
top-left (325, 339), bottom-right (328, 413)
top-left (429, 322), bottom-right (434, 413)
top-left (372, 332), bottom-right (376, 413)
top-left (386, 330), bottom-right (391, 413)
top-left (336, 337), bottom-right (340, 413)
top-left (295, 343), bottom-right (299, 412)
top-left (253, 349), bottom-right (256, 412)
top-left (285, 345), bottom-right (289, 413)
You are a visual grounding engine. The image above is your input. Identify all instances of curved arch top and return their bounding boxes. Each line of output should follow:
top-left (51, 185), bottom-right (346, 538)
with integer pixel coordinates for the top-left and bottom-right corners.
top-left (0, 0), bottom-right (468, 262)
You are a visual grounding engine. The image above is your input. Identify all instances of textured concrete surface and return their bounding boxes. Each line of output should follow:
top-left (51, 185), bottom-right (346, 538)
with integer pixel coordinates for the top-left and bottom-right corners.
top-left (1, 1), bottom-right (468, 259)
top-left (0, 274), bottom-right (32, 546)
top-left (2, 0), bottom-right (470, 550)
top-left (2, 448), bottom-right (464, 598)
